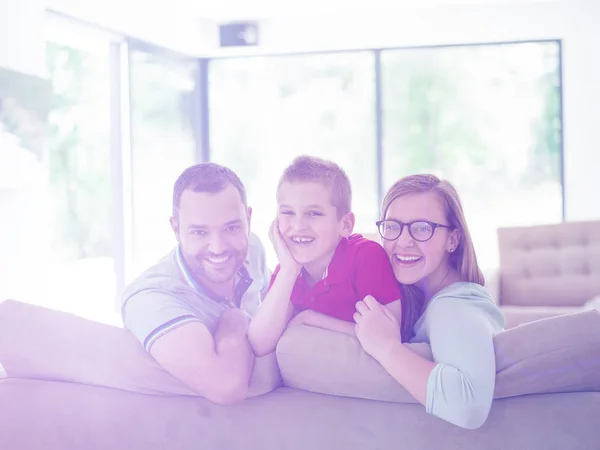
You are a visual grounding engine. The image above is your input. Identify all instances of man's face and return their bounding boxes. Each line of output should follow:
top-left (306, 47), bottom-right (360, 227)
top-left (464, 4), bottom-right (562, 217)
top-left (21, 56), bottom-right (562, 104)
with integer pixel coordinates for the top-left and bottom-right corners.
top-left (171, 184), bottom-right (251, 295)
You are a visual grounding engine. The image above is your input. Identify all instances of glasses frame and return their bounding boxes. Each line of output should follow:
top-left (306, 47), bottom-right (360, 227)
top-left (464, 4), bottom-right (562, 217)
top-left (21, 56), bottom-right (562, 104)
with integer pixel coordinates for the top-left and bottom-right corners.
top-left (375, 219), bottom-right (453, 242)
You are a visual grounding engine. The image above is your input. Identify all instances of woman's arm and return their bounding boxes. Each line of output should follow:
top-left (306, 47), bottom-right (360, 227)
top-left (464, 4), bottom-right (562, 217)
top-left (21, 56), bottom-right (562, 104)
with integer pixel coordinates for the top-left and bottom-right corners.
top-left (355, 293), bottom-right (501, 429)
top-left (420, 296), bottom-right (500, 429)
top-left (354, 297), bottom-right (434, 405)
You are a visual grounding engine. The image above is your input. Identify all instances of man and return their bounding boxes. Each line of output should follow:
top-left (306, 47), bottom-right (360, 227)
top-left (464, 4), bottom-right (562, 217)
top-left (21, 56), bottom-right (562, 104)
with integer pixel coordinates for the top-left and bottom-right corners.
top-left (122, 163), bottom-right (270, 404)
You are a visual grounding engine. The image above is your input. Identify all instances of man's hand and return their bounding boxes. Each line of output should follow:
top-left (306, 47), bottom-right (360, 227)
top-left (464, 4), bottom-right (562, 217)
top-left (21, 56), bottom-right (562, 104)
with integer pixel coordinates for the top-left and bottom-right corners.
top-left (354, 295), bottom-right (402, 360)
top-left (269, 218), bottom-right (302, 277)
top-left (149, 317), bottom-right (254, 405)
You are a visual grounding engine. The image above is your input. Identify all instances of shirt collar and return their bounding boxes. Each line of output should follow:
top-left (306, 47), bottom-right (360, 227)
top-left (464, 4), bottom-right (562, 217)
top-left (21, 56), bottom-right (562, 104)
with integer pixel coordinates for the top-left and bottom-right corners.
top-left (299, 237), bottom-right (349, 286)
top-left (324, 237), bottom-right (350, 284)
top-left (176, 246), bottom-right (253, 307)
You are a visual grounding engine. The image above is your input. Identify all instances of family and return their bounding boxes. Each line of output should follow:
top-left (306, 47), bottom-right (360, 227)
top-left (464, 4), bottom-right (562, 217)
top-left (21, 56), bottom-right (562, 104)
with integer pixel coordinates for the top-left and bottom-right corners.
top-left (121, 156), bottom-right (505, 430)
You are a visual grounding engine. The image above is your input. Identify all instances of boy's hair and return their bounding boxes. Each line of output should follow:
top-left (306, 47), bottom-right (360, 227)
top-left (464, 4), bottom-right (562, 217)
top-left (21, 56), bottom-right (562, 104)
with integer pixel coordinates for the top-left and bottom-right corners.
top-left (381, 174), bottom-right (484, 340)
top-left (277, 155), bottom-right (352, 217)
top-left (172, 162), bottom-right (247, 218)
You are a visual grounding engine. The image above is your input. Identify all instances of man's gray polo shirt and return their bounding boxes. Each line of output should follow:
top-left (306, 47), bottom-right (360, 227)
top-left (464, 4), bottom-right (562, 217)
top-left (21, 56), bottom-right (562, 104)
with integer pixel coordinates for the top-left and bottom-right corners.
top-left (122, 233), bottom-right (270, 352)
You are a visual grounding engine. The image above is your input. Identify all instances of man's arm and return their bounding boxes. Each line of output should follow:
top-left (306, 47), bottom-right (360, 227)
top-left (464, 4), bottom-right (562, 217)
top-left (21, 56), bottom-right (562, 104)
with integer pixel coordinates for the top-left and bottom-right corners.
top-left (150, 308), bottom-right (254, 405)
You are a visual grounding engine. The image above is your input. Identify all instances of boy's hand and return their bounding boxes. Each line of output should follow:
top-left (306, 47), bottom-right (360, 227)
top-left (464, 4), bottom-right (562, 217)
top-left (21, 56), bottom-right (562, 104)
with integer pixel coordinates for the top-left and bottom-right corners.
top-left (269, 218), bottom-right (302, 276)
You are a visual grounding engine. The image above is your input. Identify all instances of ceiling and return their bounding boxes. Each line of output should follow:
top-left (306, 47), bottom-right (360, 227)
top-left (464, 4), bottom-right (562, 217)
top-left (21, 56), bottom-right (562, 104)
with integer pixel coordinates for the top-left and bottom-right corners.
top-left (174, 0), bottom-right (558, 21)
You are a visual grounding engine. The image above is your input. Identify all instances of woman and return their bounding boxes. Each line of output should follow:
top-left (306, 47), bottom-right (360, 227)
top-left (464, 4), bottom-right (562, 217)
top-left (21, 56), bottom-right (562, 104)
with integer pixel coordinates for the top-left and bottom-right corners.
top-left (353, 174), bottom-right (504, 430)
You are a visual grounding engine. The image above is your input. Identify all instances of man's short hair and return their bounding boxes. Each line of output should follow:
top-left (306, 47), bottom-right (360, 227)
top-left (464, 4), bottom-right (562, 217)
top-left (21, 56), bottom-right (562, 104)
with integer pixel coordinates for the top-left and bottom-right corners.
top-left (277, 155), bottom-right (352, 217)
top-left (172, 163), bottom-right (247, 217)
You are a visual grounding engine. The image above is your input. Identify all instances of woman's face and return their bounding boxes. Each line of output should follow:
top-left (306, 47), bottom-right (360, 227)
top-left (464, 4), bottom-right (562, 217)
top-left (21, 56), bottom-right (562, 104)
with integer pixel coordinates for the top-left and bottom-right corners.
top-left (381, 191), bottom-right (459, 291)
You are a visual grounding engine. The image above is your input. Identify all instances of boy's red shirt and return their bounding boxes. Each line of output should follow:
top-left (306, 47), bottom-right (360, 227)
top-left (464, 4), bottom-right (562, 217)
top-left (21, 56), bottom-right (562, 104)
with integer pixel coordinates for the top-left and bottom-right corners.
top-left (268, 234), bottom-right (403, 321)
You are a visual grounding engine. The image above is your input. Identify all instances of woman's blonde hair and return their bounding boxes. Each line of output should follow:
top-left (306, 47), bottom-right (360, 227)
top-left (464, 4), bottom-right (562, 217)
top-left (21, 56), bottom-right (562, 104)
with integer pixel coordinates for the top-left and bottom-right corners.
top-left (381, 174), bottom-right (484, 341)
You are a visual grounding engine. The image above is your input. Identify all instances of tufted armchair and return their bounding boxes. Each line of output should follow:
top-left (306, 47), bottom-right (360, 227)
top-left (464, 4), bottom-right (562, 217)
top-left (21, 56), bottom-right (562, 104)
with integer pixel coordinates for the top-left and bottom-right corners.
top-left (496, 220), bottom-right (600, 328)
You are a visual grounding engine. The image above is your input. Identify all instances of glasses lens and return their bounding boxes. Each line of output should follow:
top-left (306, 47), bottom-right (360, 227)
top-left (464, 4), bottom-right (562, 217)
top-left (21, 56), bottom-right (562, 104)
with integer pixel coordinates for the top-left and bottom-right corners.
top-left (379, 220), bottom-right (401, 240)
top-left (410, 221), bottom-right (434, 241)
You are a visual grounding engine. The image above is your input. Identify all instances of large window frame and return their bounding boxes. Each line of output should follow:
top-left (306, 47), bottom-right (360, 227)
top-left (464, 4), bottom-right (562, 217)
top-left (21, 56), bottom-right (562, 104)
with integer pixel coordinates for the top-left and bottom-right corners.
top-left (44, 11), bottom-right (209, 315)
top-left (43, 10), bottom-right (565, 319)
top-left (203, 40), bottom-right (565, 216)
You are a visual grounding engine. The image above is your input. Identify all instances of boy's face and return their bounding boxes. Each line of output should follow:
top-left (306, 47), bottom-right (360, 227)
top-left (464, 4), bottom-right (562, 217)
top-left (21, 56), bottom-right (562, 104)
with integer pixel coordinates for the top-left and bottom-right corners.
top-left (277, 181), bottom-right (354, 277)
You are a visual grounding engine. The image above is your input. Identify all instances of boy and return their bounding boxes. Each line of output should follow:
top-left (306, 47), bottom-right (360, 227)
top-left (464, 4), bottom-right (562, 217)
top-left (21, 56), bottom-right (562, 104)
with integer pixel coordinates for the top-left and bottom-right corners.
top-left (248, 155), bottom-right (403, 356)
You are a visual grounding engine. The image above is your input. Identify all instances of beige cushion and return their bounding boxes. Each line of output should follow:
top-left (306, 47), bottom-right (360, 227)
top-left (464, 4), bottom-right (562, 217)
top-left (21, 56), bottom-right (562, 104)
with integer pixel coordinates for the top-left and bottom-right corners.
top-left (277, 309), bottom-right (600, 402)
top-left (0, 300), bottom-right (280, 398)
top-left (494, 308), bottom-right (600, 397)
top-left (497, 220), bottom-right (600, 307)
top-left (278, 327), bottom-right (432, 404)
top-left (501, 305), bottom-right (583, 329)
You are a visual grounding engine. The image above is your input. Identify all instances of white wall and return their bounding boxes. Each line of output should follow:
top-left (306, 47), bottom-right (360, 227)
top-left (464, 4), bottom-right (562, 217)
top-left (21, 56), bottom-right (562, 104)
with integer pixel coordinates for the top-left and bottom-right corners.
top-left (203, 0), bottom-right (600, 222)
top-left (0, 0), bottom-right (46, 76)
top-left (45, 0), bottom-right (206, 56)
top-left (0, 0), bottom-right (50, 302)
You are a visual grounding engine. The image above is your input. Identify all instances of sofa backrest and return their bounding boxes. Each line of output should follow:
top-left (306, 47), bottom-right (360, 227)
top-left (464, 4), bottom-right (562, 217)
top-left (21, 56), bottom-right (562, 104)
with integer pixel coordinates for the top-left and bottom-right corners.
top-left (497, 220), bottom-right (600, 307)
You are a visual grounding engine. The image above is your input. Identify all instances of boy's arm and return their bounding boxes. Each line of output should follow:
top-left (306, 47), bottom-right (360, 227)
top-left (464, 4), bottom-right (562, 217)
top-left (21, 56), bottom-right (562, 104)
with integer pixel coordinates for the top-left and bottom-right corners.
top-left (248, 267), bottom-right (297, 356)
top-left (385, 299), bottom-right (403, 322)
top-left (247, 219), bottom-right (302, 356)
top-left (289, 309), bottom-right (356, 336)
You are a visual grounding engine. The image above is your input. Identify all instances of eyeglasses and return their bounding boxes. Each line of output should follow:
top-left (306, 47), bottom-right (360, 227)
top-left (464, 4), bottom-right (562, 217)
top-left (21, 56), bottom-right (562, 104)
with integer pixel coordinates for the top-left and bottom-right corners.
top-left (376, 219), bottom-right (452, 242)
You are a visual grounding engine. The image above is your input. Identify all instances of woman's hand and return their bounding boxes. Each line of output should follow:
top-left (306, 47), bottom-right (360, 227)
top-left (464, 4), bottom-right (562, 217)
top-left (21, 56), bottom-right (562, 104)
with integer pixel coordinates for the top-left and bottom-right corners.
top-left (269, 218), bottom-right (302, 277)
top-left (354, 295), bottom-right (402, 360)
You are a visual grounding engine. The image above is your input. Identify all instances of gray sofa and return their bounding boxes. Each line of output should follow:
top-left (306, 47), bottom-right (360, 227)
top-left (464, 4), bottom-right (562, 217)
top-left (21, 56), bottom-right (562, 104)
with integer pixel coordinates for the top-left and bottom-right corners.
top-left (1, 296), bottom-right (599, 449)
top-left (1, 378), bottom-right (597, 450)
top-left (495, 220), bottom-right (600, 328)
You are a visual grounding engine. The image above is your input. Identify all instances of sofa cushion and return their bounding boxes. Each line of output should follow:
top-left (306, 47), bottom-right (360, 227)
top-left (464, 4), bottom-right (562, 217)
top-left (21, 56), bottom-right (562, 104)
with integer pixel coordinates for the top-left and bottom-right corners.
top-left (501, 305), bottom-right (583, 329)
top-left (277, 309), bottom-right (600, 402)
top-left (497, 220), bottom-right (600, 307)
top-left (494, 308), bottom-right (600, 397)
top-left (0, 300), bottom-right (280, 398)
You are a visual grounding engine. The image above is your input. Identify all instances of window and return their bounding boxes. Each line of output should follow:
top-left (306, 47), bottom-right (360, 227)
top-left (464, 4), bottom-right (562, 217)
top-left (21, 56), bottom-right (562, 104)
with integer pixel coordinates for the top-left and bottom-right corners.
top-left (43, 39), bottom-right (117, 321)
top-left (129, 46), bottom-right (198, 276)
top-left (381, 41), bottom-right (562, 269)
top-left (209, 52), bottom-right (377, 267)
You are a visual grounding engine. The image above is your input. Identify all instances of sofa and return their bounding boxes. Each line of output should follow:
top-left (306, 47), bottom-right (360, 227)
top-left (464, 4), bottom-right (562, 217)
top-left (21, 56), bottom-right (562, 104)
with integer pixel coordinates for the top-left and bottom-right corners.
top-left (494, 220), bottom-right (600, 328)
top-left (1, 296), bottom-right (600, 449)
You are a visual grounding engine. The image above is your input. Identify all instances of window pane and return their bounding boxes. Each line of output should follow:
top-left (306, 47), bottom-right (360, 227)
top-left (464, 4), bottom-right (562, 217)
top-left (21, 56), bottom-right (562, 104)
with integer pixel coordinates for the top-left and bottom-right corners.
top-left (209, 52), bottom-right (377, 267)
top-left (129, 48), bottom-right (197, 276)
top-left (42, 41), bottom-right (115, 321)
top-left (381, 42), bottom-right (562, 269)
